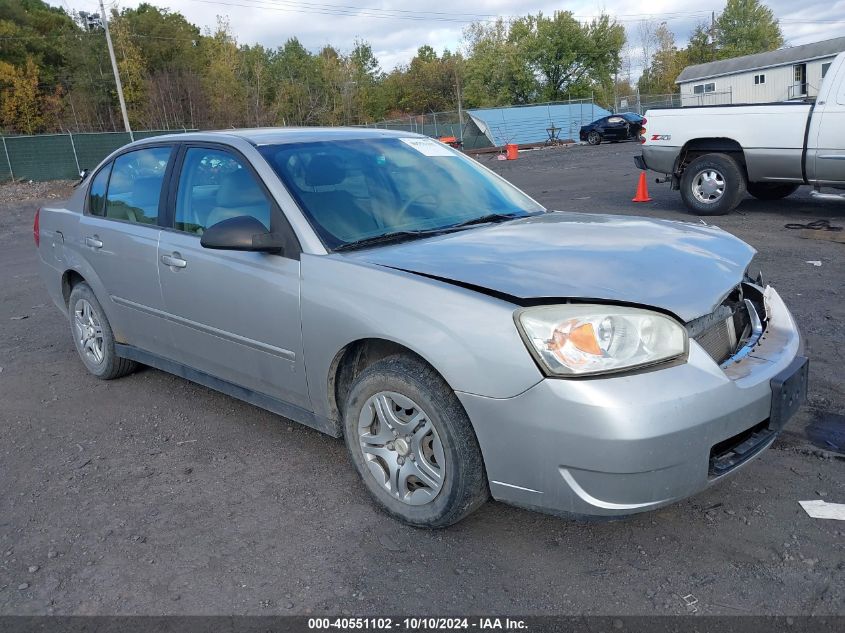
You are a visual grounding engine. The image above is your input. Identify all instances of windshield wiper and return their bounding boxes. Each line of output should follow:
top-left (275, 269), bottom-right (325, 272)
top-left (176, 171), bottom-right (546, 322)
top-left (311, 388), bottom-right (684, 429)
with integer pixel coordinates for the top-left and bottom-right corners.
top-left (333, 229), bottom-right (444, 252)
top-left (333, 213), bottom-right (528, 252)
top-left (444, 212), bottom-right (525, 230)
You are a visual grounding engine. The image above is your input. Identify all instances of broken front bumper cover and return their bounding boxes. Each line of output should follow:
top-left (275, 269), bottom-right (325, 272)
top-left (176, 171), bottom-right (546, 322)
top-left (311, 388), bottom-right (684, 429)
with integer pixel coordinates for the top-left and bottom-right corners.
top-left (457, 287), bottom-right (804, 518)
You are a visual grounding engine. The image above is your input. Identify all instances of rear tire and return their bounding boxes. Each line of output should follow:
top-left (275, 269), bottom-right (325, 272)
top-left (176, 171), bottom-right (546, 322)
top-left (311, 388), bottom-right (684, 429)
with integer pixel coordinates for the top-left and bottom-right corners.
top-left (68, 282), bottom-right (137, 380)
top-left (343, 354), bottom-right (488, 528)
top-left (747, 182), bottom-right (800, 200)
top-left (680, 153), bottom-right (746, 216)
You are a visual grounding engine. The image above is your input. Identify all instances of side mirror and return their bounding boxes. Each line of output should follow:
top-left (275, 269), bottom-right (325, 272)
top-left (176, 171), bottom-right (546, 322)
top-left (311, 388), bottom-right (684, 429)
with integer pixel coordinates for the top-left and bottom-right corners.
top-left (200, 216), bottom-right (285, 253)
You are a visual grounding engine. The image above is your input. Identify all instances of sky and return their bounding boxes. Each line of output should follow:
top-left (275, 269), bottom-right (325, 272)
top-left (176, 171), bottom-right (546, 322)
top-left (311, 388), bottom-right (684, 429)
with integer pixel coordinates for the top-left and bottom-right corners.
top-left (48, 0), bottom-right (845, 75)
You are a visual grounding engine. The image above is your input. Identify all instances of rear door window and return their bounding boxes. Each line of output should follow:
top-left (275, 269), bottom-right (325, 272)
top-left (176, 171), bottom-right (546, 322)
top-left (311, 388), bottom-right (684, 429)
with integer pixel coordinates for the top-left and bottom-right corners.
top-left (103, 146), bottom-right (172, 225)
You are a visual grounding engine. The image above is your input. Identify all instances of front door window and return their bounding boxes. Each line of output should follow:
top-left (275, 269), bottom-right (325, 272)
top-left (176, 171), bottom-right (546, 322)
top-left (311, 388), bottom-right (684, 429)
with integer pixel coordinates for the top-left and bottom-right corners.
top-left (174, 148), bottom-right (271, 234)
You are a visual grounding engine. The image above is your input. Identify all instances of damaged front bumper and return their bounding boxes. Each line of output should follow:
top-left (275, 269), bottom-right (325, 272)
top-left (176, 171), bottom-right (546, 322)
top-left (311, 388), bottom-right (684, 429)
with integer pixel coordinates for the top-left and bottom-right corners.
top-left (458, 286), bottom-right (806, 518)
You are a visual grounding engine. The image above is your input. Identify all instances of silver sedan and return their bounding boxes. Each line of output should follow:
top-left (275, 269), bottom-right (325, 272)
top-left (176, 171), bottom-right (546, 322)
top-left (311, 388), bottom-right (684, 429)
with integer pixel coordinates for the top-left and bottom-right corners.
top-left (35, 129), bottom-right (808, 526)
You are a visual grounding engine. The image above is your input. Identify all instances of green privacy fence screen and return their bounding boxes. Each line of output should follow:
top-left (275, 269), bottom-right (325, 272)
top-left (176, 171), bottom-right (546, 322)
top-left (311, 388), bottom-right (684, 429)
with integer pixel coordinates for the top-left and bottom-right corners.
top-left (0, 130), bottom-right (196, 183)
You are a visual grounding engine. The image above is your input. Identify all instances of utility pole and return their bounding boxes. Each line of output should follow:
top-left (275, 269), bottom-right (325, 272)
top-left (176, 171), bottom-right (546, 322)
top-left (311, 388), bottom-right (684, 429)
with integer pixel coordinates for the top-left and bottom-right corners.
top-left (99, 0), bottom-right (133, 140)
top-left (711, 11), bottom-right (717, 61)
top-left (455, 65), bottom-right (464, 146)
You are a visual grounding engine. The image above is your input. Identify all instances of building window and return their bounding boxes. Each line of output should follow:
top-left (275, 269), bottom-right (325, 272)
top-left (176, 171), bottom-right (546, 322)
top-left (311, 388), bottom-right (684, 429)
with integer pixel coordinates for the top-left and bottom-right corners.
top-left (822, 62), bottom-right (831, 79)
top-left (754, 74), bottom-right (766, 85)
top-left (692, 82), bottom-right (716, 94)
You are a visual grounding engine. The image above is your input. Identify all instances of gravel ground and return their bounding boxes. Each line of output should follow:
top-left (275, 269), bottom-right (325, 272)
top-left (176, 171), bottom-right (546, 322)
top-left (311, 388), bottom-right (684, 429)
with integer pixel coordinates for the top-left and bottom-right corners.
top-left (0, 143), bottom-right (843, 616)
top-left (0, 180), bottom-right (76, 204)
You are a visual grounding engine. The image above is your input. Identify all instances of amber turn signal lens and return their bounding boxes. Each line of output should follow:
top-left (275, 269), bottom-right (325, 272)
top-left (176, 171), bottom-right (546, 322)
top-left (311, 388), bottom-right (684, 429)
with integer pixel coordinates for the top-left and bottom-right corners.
top-left (548, 322), bottom-right (602, 356)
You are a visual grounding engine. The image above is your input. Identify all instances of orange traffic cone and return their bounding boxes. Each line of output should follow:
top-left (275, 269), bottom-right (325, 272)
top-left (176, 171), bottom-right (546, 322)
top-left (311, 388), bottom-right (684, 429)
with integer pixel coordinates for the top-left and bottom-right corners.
top-left (632, 172), bottom-right (652, 203)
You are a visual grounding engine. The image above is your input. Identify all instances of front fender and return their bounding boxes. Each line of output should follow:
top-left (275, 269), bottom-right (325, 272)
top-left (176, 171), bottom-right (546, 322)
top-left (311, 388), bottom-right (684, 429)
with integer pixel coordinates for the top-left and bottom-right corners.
top-left (300, 254), bottom-right (544, 420)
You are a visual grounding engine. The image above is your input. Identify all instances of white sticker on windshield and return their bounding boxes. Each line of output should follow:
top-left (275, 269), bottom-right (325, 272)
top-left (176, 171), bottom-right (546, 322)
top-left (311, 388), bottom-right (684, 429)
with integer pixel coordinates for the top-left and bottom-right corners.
top-left (399, 137), bottom-right (456, 156)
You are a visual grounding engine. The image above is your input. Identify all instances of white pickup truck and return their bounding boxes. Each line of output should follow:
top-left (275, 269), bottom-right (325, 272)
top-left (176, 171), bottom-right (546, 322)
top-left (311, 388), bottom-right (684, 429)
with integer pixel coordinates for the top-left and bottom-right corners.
top-left (636, 51), bottom-right (845, 215)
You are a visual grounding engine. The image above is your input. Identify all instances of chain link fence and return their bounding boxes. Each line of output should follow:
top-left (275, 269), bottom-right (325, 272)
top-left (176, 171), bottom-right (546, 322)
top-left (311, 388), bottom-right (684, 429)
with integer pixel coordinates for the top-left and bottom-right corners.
top-left (362, 110), bottom-right (492, 150)
top-left (364, 98), bottom-right (605, 150)
top-left (614, 90), bottom-right (733, 114)
top-left (0, 130), bottom-right (196, 182)
top-left (2, 93), bottom-right (725, 183)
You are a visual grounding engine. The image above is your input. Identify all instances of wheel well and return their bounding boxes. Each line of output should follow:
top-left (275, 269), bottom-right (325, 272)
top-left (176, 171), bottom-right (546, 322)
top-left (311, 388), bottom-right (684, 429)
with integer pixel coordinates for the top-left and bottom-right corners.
top-left (61, 270), bottom-right (85, 307)
top-left (327, 339), bottom-right (441, 423)
top-left (677, 138), bottom-right (747, 175)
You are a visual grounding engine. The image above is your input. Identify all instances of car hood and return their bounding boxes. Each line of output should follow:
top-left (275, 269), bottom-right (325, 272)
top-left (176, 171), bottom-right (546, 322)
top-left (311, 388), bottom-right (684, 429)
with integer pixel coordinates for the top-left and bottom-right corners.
top-left (345, 211), bottom-right (756, 322)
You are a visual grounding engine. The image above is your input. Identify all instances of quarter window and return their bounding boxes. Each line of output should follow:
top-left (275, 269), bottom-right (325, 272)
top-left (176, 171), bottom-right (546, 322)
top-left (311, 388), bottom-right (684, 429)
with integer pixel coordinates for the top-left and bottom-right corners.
top-left (103, 147), bottom-right (171, 224)
top-left (174, 148), bottom-right (272, 234)
top-left (87, 163), bottom-right (112, 217)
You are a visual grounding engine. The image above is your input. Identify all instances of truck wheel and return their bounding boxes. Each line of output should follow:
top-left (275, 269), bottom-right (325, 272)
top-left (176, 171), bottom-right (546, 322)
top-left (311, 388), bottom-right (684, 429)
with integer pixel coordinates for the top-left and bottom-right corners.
top-left (343, 354), bottom-right (488, 528)
top-left (747, 183), bottom-right (800, 200)
top-left (68, 282), bottom-right (137, 380)
top-left (680, 153), bottom-right (746, 216)
top-left (587, 131), bottom-right (602, 145)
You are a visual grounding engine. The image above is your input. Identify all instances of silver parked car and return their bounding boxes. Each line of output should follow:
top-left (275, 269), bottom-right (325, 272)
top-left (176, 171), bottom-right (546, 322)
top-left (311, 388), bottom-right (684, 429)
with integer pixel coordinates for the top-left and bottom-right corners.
top-left (35, 129), bottom-right (808, 527)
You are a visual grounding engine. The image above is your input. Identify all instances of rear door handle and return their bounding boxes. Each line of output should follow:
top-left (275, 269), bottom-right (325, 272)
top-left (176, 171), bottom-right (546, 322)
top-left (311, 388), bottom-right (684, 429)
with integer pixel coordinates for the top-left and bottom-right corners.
top-left (85, 236), bottom-right (103, 249)
top-left (161, 253), bottom-right (187, 269)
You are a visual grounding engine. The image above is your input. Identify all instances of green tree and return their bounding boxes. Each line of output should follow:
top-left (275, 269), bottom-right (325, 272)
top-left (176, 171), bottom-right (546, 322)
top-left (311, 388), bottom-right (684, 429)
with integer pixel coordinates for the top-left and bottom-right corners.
top-left (117, 3), bottom-right (201, 74)
top-left (510, 11), bottom-right (625, 101)
top-left (685, 23), bottom-right (715, 65)
top-left (715, 0), bottom-right (783, 58)
top-left (348, 39), bottom-right (386, 122)
top-left (638, 23), bottom-right (686, 94)
top-left (110, 13), bottom-right (148, 126)
top-left (462, 18), bottom-right (537, 106)
top-left (270, 37), bottom-right (324, 125)
top-left (200, 17), bottom-right (246, 127)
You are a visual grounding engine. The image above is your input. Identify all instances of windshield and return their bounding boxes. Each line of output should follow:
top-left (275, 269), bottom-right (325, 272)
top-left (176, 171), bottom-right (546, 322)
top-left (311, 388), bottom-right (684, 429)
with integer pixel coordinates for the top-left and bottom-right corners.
top-left (259, 137), bottom-right (544, 249)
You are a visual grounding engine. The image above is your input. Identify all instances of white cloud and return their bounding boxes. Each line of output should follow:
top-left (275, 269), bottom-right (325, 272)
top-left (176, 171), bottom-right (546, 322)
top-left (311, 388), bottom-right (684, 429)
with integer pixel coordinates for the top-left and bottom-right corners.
top-left (49, 0), bottom-right (845, 70)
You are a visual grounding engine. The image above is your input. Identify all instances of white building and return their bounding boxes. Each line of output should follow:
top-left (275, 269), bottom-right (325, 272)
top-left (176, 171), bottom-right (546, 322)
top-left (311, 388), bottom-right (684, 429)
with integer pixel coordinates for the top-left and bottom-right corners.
top-left (676, 36), bottom-right (845, 105)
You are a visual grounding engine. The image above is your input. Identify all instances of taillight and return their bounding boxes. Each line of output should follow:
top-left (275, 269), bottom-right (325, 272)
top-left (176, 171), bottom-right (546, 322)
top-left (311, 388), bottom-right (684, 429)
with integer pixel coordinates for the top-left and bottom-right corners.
top-left (33, 208), bottom-right (40, 247)
top-left (640, 128), bottom-right (647, 144)
top-left (641, 117), bottom-right (647, 125)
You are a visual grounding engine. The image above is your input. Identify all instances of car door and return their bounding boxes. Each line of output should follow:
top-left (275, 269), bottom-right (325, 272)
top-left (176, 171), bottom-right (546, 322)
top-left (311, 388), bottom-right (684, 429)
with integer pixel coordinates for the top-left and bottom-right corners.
top-left (809, 62), bottom-right (845, 185)
top-left (603, 116), bottom-right (628, 141)
top-left (76, 145), bottom-right (174, 355)
top-left (156, 144), bottom-right (310, 410)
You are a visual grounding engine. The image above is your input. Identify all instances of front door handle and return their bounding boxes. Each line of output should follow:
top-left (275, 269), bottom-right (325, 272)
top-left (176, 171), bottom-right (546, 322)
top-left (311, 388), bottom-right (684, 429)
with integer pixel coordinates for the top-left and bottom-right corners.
top-left (85, 236), bottom-right (103, 249)
top-left (161, 253), bottom-right (187, 269)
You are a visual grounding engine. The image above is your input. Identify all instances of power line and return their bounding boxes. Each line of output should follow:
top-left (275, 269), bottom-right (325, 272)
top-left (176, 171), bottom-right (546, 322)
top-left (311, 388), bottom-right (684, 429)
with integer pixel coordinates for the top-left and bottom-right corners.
top-left (188, 0), bottom-right (495, 23)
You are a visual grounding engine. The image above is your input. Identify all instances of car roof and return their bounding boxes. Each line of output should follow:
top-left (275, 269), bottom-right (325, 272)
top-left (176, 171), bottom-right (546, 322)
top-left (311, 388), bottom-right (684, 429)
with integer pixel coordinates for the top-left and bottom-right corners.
top-left (126, 127), bottom-right (423, 148)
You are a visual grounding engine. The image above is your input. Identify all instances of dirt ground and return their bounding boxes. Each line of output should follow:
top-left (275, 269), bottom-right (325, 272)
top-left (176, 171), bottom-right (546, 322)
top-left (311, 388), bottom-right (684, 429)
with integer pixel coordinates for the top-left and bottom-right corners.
top-left (0, 142), bottom-right (843, 616)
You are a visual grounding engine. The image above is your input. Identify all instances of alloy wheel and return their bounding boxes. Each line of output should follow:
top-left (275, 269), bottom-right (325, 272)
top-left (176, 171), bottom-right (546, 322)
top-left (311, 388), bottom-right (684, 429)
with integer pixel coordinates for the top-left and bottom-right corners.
top-left (692, 169), bottom-right (726, 204)
top-left (73, 298), bottom-right (105, 365)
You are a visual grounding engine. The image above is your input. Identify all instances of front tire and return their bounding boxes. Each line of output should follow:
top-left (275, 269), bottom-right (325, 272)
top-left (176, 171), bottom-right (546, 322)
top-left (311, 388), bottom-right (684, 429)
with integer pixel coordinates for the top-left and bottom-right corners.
top-left (680, 153), bottom-right (746, 216)
top-left (343, 355), bottom-right (488, 528)
top-left (587, 130), bottom-right (602, 145)
top-left (747, 182), bottom-right (800, 200)
top-left (68, 282), bottom-right (137, 380)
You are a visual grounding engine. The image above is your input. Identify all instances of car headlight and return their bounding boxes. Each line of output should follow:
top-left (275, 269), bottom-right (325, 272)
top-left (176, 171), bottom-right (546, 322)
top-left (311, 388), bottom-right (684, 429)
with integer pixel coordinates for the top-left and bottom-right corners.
top-left (515, 305), bottom-right (688, 377)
